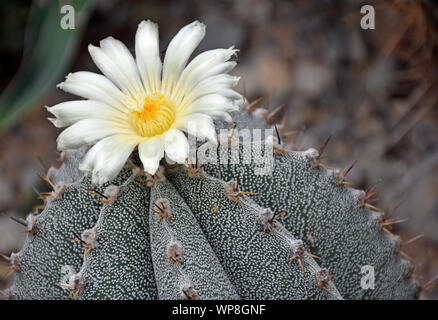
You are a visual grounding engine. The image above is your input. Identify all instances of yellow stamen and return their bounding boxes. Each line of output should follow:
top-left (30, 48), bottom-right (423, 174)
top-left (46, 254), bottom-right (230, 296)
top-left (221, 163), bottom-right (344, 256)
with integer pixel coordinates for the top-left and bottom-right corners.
top-left (129, 92), bottom-right (175, 137)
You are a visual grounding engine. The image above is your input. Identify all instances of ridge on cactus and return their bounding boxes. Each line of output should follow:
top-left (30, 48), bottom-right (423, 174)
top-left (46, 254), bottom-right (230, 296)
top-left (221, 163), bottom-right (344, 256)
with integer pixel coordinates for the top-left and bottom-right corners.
top-left (0, 19), bottom-right (421, 301)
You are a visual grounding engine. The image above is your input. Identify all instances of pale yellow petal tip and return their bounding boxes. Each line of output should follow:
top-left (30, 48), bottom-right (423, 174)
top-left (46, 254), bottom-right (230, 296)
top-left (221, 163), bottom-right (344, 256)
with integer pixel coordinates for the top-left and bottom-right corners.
top-left (78, 156), bottom-right (95, 173)
top-left (99, 36), bottom-right (118, 47)
top-left (228, 46), bottom-right (240, 57)
top-left (143, 165), bottom-right (159, 176)
top-left (87, 43), bottom-right (98, 54)
top-left (138, 19), bottom-right (158, 29)
top-left (179, 20), bottom-right (206, 36)
top-left (191, 20), bottom-right (206, 29)
top-left (91, 172), bottom-right (105, 186)
top-left (56, 142), bottom-right (69, 152)
top-left (171, 156), bottom-right (188, 165)
top-left (48, 117), bottom-right (66, 128)
top-left (45, 105), bottom-right (58, 119)
top-left (164, 150), bottom-right (187, 165)
top-left (56, 73), bottom-right (73, 90)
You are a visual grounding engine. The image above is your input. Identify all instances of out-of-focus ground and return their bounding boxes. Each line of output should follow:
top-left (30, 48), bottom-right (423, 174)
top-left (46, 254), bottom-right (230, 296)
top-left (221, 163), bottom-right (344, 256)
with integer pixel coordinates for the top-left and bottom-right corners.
top-left (0, 0), bottom-right (437, 299)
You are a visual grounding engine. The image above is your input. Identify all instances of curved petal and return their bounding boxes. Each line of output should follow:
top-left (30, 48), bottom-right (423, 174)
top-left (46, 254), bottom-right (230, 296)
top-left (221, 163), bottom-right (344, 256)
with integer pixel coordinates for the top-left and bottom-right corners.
top-left (135, 20), bottom-right (162, 93)
top-left (172, 48), bottom-right (237, 104)
top-left (178, 48), bottom-right (237, 86)
top-left (161, 21), bottom-right (206, 94)
top-left (183, 74), bottom-right (241, 106)
top-left (79, 135), bottom-right (138, 185)
top-left (56, 118), bottom-right (135, 150)
top-left (162, 129), bottom-right (189, 164)
top-left (138, 136), bottom-right (165, 175)
top-left (217, 88), bottom-right (242, 100)
top-left (185, 94), bottom-right (239, 115)
top-left (205, 110), bottom-right (234, 122)
top-left (88, 42), bottom-right (142, 97)
top-left (199, 61), bottom-right (237, 84)
top-left (46, 100), bottom-right (125, 127)
top-left (175, 113), bottom-right (217, 144)
top-left (48, 118), bottom-right (66, 128)
top-left (99, 37), bottom-right (144, 93)
top-left (57, 71), bottom-right (127, 111)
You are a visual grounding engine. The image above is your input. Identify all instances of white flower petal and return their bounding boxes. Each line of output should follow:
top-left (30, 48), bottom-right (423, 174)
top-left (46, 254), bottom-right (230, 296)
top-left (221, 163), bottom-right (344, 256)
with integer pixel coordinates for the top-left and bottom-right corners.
top-left (179, 48), bottom-right (237, 85)
top-left (46, 100), bottom-right (124, 127)
top-left (56, 118), bottom-right (135, 150)
top-left (176, 113), bottom-right (217, 143)
top-left (206, 110), bottom-right (234, 122)
top-left (162, 21), bottom-right (206, 94)
top-left (201, 61), bottom-right (237, 80)
top-left (177, 63), bottom-right (238, 111)
top-left (213, 74), bottom-right (240, 87)
top-left (163, 129), bottom-right (189, 164)
top-left (183, 74), bottom-right (241, 105)
top-left (138, 136), bottom-right (165, 174)
top-left (186, 94), bottom-right (239, 115)
top-left (48, 117), bottom-right (67, 128)
top-left (99, 37), bottom-right (144, 93)
top-left (164, 152), bottom-right (176, 165)
top-left (172, 48), bottom-right (237, 104)
top-left (89, 42), bottom-right (142, 96)
top-left (218, 88), bottom-right (243, 100)
top-left (57, 71), bottom-right (127, 111)
top-left (79, 135), bottom-right (138, 185)
top-left (50, 20), bottom-right (241, 184)
top-left (135, 20), bottom-right (162, 93)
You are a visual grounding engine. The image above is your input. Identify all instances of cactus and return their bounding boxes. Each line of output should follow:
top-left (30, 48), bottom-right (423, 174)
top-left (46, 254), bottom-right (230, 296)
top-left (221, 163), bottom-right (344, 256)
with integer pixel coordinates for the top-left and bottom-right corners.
top-left (1, 108), bottom-right (419, 300)
top-left (0, 18), bottom-right (420, 301)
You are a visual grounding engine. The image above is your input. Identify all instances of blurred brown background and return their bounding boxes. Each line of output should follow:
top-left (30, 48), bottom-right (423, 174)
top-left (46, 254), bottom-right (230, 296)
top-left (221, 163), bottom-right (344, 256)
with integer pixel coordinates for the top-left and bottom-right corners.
top-left (0, 0), bottom-right (437, 299)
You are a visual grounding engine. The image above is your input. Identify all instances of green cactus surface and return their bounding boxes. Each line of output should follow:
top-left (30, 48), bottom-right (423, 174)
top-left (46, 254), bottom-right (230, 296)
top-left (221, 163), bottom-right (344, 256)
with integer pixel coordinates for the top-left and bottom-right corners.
top-left (2, 110), bottom-right (419, 300)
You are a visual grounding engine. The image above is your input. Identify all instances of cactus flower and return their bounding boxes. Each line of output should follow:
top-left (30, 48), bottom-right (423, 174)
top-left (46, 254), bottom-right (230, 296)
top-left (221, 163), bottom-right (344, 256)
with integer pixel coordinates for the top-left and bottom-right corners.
top-left (47, 20), bottom-right (241, 185)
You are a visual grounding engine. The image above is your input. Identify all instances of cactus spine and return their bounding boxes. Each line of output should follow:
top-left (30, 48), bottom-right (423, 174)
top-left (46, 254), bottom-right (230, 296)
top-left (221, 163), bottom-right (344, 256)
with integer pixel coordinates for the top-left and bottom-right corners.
top-left (1, 110), bottom-right (419, 300)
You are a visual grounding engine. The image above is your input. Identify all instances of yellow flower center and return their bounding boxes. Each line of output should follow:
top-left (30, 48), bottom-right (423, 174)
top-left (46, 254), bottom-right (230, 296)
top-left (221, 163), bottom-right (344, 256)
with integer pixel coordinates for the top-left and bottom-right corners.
top-left (129, 92), bottom-right (175, 137)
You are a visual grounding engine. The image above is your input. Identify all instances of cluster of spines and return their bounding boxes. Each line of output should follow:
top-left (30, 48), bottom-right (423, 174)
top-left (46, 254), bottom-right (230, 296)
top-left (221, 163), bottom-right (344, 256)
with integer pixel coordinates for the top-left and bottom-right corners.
top-left (244, 95), bottom-right (423, 268)
top-left (150, 182), bottom-right (200, 300)
top-left (178, 163), bottom-right (343, 299)
top-left (214, 96), bottom-right (425, 297)
top-left (304, 135), bottom-right (421, 270)
top-left (0, 98), bottom-right (430, 299)
top-left (48, 163), bottom-right (201, 300)
top-left (0, 158), bottom-right (67, 299)
top-left (58, 172), bottom-right (140, 299)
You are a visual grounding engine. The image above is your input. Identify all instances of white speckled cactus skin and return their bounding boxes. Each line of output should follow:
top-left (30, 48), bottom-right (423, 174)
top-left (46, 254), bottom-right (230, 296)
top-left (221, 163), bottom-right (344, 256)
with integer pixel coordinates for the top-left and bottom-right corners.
top-left (4, 110), bottom-right (419, 300)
